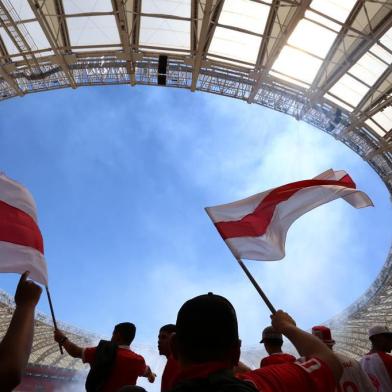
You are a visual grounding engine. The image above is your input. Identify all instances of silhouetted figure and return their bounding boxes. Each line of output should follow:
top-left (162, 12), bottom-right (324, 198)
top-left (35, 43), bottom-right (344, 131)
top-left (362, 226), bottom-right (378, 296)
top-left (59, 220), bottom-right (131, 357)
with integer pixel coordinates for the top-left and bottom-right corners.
top-left (169, 292), bottom-right (342, 392)
top-left (54, 322), bottom-right (156, 391)
top-left (0, 271), bottom-right (42, 391)
top-left (360, 325), bottom-right (392, 391)
top-left (259, 326), bottom-right (295, 367)
top-left (158, 324), bottom-right (180, 392)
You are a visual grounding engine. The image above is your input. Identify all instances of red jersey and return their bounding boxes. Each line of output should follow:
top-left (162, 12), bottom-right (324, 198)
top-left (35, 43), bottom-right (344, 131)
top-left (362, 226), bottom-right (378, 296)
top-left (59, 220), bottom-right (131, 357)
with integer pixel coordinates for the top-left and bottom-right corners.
top-left (239, 357), bottom-right (336, 392)
top-left (260, 353), bottom-right (296, 368)
top-left (161, 356), bottom-right (181, 392)
top-left (83, 346), bottom-right (147, 392)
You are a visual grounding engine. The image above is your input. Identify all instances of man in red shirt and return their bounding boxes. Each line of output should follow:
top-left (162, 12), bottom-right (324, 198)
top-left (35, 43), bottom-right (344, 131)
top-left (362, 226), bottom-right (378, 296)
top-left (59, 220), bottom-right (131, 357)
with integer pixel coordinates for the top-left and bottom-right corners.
top-left (54, 322), bottom-right (156, 391)
top-left (259, 326), bottom-right (296, 367)
top-left (158, 324), bottom-right (181, 392)
top-left (360, 325), bottom-right (392, 391)
top-left (169, 292), bottom-right (342, 392)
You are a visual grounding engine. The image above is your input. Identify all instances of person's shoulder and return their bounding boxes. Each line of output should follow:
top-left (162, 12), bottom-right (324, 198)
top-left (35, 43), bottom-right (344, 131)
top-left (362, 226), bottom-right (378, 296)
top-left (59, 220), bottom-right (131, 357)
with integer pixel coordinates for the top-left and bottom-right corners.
top-left (123, 349), bottom-right (145, 362)
top-left (171, 370), bottom-right (258, 392)
top-left (378, 352), bottom-right (392, 363)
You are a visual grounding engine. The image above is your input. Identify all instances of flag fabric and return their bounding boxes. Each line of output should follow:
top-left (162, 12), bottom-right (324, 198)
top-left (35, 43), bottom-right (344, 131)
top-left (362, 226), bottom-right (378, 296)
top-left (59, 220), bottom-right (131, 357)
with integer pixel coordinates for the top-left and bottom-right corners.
top-left (205, 169), bottom-right (373, 261)
top-left (0, 173), bottom-right (48, 285)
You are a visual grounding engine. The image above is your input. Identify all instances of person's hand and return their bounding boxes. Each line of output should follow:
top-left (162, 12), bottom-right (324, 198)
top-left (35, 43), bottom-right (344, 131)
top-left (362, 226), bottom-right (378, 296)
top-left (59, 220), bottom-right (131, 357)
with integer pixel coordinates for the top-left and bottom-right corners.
top-left (14, 271), bottom-right (42, 307)
top-left (271, 310), bottom-right (296, 334)
top-left (54, 329), bottom-right (66, 344)
top-left (148, 372), bottom-right (156, 383)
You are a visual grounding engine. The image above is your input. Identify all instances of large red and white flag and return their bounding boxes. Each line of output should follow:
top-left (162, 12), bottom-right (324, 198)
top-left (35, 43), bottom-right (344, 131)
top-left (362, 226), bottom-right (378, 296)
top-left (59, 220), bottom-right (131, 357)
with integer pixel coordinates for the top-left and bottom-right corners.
top-left (0, 173), bottom-right (48, 285)
top-left (205, 169), bottom-right (373, 261)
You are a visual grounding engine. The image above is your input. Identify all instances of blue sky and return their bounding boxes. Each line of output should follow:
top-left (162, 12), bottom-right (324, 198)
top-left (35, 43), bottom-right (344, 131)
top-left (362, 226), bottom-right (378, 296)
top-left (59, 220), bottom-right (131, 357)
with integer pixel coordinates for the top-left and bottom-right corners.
top-left (0, 85), bottom-right (391, 351)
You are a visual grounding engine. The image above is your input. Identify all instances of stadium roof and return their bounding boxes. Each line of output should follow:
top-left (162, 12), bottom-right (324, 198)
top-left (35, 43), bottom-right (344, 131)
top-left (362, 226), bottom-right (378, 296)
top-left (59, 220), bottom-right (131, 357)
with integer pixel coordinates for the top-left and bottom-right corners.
top-left (0, 0), bottom-right (391, 365)
top-left (0, 0), bottom-right (391, 192)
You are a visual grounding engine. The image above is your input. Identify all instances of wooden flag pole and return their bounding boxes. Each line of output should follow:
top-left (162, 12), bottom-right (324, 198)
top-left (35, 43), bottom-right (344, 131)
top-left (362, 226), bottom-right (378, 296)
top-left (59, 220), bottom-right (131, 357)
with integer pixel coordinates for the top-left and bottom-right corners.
top-left (45, 286), bottom-right (63, 355)
top-left (235, 258), bottom-right (276, 314)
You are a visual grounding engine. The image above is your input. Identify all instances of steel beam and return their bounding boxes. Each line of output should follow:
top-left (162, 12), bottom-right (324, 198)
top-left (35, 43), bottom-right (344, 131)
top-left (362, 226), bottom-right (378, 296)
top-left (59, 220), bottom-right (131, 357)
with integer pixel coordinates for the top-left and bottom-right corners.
top-left (247, 0), bottom-right (312, 102)
top-left (111, 0), bottom-right (136, 85)
top-left (191, 0), bottom-right (224, 91)
top-left (27, 0), bottom-right (76, 88)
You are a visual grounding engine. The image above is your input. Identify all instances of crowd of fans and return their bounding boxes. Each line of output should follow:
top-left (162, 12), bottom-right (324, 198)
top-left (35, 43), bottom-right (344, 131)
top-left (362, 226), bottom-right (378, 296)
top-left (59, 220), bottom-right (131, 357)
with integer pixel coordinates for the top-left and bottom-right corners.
top-left (0, 273), bottom-right (391, 391)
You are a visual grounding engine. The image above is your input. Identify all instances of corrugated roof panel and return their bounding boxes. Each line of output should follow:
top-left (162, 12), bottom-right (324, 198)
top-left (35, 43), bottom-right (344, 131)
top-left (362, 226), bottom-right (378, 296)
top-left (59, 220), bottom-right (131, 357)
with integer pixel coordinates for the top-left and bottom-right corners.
top-left (371, 107), bottom-right (392, 133)
top-left (379, 26), bottom-right (392, 50)
top-left (365, 119), bottom-right (386, 137)
top-left (0, 27), bottom-right (20, 54)
top-left (23, 21), bottom-right (50, 50)
top-left (349, 52), bottom-right (388, 87)
top-left (270, 70), bottom-right (310, 89)
top-left (11, 0), bottom-right (35, 20)
top-left (328, 74), bottom-right (369, 107)
top-left (218, 0), bottom-right (271, 34)
top-left (288, 19), bottom-right (337, 58)
top-left (139, 17), bottom-right (190, 50)
top-left (305, 10), bottom-right (341, 32)
top-left (325, 93), bottom-right (354, 112)
top-left (63, 0), bottom-right (113, 14)
top-left (142, 0), bottom-right (191, 18)
top-left (310, 0), bottom-right (357, 23)
top-left (209, 27), bottom-right (261, 64)
top-left (271, 46), bottom-right (322, 84)
top-left (66, 15), bottom-right (120, 46)
top-left (370, 43), bottom-right (392, 64)
top-left (206, 55), bottom-right (254, 69)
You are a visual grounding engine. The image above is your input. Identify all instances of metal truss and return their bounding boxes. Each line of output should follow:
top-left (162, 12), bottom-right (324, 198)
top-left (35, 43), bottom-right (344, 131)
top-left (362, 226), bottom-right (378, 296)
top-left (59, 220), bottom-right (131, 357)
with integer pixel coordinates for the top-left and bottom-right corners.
top-left (0, 290), bottom-right (97, 369)
top-left (0, 0), bottom-right (391, 366)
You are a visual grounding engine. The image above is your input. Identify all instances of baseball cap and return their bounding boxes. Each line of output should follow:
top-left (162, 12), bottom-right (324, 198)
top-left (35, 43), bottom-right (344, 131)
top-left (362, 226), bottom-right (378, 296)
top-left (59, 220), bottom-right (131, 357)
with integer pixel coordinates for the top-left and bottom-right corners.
top-left (311, 325), bottom-right (335, 345)
top-left (176, 292), bottom-right (239, 362)
top-left (260, 326), bottom-right (283, 343)
top-left (368, 325), bottom-right (392, 338)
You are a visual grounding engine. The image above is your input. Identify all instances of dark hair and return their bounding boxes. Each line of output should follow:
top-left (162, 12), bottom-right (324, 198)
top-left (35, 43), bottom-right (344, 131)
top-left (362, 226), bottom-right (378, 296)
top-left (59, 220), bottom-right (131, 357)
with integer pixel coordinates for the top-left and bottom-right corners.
top-left (176, 293), bottom-right (239, 363)
top-left (114, 322), bottom-right (136, 345)
top-left (117, 387), bottom-right (147, 392)
top-left (160, 324), bottom-right (176, 334)
top-left (263, 338), bottom-right (283, 347)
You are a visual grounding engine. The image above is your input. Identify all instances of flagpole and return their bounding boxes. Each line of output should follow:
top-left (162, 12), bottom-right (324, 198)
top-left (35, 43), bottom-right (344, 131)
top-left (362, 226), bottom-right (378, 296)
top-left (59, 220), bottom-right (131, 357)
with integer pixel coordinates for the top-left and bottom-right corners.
top-left (235, 258), bottom-right (276, 314)
top-left (45, 286), bottom-right (63, 355)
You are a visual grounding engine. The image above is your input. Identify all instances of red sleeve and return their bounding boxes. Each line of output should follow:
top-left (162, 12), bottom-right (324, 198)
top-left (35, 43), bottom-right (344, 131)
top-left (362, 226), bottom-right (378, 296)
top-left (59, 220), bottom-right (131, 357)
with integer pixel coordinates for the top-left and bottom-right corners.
top-left (135, 354), bottom-right (147, 376)
top-left (239, 357), bottom-right (336, 392)
top-left (379, 352), bottom-right (392, 382)
top-left (82, 347), bottom-right (97, 364)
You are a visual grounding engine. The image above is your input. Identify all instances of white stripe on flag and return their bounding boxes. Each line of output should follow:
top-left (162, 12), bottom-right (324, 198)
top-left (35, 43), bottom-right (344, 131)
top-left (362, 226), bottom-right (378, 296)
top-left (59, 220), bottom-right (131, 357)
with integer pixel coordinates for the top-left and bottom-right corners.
top-left (0, 241), bottom-right (48, 285)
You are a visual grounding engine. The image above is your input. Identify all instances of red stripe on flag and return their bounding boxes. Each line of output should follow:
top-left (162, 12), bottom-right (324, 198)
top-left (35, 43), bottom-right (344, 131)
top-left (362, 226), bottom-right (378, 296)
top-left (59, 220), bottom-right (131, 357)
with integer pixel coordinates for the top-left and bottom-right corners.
top-left (215, 176), bottom-right (356, 240)
top-left (0, 200), bottom-right (44, 253)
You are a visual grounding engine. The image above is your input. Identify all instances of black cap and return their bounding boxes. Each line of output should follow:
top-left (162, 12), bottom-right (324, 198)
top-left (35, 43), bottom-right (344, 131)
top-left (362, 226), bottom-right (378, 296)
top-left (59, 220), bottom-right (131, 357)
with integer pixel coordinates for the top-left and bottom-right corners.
top-left (176, 292), bottom-right (239, 362)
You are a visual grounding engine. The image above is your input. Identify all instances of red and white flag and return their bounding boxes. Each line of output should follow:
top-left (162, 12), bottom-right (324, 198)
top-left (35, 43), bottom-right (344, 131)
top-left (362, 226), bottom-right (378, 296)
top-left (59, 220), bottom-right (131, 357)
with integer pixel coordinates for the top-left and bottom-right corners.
top-left (205, 169), bottom-right (373, 261)
top-left (0, 173), bottom-right (48, 285)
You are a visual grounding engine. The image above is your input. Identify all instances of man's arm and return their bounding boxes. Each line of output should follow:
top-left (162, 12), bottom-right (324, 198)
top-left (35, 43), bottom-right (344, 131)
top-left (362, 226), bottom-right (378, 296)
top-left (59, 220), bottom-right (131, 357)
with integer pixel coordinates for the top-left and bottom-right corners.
top-left (54, 329), bottom-right (84, 359)
top-left (271, 310), bottom-right (342, 382)
top-left (143, 365), bottom-right (156, 383)
top-left (0, 272), bottom-right (42, 391)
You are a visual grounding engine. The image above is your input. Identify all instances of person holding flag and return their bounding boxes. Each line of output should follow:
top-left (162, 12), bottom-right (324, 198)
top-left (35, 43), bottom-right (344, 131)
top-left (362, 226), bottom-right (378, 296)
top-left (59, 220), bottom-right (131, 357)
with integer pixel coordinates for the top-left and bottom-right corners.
top-left (169, 292), bottom-right (342, 392)
top-left (0, 271), bottom-right (42, 391)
